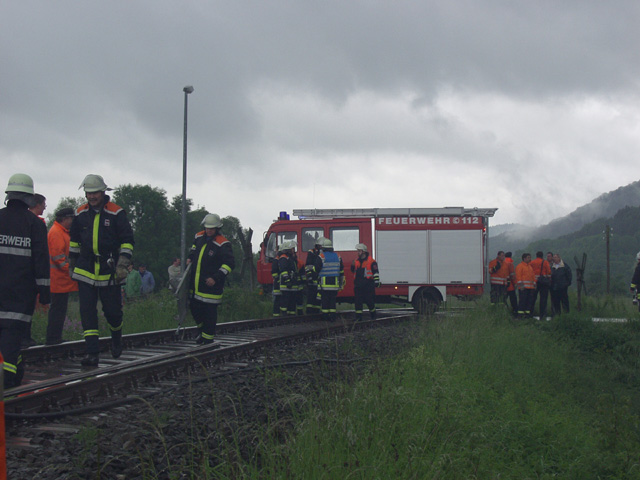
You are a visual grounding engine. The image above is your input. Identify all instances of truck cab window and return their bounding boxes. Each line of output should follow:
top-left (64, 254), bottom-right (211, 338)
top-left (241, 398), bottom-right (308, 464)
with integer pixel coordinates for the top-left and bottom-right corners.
top-left (302, 228), bottom-right (324, 252)
top-left (330, 228), bottom-right (359, 251)
top-left (278, 232), bottom-right (297, 250)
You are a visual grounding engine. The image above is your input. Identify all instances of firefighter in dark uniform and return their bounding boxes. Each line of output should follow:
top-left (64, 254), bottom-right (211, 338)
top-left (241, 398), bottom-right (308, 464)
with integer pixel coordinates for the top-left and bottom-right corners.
top-left (292, 244), bottom-right (306, 315)
top-left (271, 245), bottom-right (282, 316)
top-left (1, 174), bottom-right (51, 388)
top-left (318, 238), bottom-right (344, 321)
top-left (70, 174), bottom-right (134, 366)
top-left (188, 214), bottom-right (235, 343)
top-left (277, 241), bottom-right (297, 316)
top-left (304, 237), bottom-right (324, 314)
top-left (351, 243), bottom-right (380, 321)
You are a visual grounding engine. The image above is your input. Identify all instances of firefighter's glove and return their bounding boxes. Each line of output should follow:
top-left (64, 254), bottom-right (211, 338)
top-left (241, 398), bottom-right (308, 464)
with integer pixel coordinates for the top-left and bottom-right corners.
top-left (115, 255), bottom-right (131, 283)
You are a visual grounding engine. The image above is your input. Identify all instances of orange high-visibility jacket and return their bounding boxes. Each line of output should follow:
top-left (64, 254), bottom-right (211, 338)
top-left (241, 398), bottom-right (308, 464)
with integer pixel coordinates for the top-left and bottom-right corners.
top-left (48, 220), bottom-right (79, 293)
top-left (488, 258), bottom-right (510, 285)
top-left (515, 261), bottom-right (536, 290)
top-left (505, 258), bottom-right (516, 292)
top-left (529, 258), bottom-right (551, 282)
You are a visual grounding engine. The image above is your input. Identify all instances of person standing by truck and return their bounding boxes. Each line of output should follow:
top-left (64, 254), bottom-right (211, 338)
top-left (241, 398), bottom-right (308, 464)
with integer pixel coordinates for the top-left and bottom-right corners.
top-left (318, 238), bottom-right (344, 321)
top-left (351, 243), bottom-right (380, 321)
top-left (276, 241), bottom-right (297, 316)
top-left (488, 251), bottom-right (510, 306)
top-left (305, 237), bottom-right (324, 314)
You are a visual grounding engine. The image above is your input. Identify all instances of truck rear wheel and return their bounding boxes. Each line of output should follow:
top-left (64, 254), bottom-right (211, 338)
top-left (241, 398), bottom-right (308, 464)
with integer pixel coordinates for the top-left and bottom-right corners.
top-left (412, 288), bottom-right (440, 315)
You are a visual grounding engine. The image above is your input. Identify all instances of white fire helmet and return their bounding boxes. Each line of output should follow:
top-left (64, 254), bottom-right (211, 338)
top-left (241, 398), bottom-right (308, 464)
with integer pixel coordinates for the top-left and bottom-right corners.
top-left (79, 174), bottom-right (112, 193)
top-left (355, 243), bottom-right (368, 252)
top-left (202, 213), bottom-right (223, 229)
top-left (322, 238), bottom-right (333, 249)
top-left (5, 173), bottom-right (34, 195)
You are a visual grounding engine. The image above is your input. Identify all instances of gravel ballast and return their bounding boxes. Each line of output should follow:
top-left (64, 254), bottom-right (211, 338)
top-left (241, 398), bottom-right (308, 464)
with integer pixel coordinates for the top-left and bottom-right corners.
top-left (5, 321), bottom-right (424, 479)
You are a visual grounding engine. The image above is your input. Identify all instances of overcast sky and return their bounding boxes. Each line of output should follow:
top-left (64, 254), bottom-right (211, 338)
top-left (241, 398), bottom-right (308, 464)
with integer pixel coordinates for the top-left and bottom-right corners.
top-left (2, 1), bottom-right (639, 250)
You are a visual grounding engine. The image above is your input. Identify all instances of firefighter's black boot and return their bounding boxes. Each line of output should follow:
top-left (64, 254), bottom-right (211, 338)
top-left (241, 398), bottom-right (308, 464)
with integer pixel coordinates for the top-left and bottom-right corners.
top-left (81, 353), bottom-right (99, 367)
top-left (111, 334), bottom-right (123, 359)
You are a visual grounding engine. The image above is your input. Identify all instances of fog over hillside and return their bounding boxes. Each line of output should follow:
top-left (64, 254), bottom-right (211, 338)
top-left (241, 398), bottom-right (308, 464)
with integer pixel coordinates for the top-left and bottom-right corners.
top-left (490, 179), bottom-right (640, 252)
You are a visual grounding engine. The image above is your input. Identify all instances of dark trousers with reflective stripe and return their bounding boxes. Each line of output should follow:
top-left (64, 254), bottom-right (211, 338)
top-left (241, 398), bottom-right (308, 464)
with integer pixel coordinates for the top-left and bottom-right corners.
top-left (47, 292), bottom-right (69, 344)
top-left (354, 283), bottom-right (376, 319)
top-left (190, 299), bottom-right (218, 339)
top-left (517, 288), bottom-right (535, 316)
top-left (306, 284), bottom-right (321, 313)
top-left (321, 290), bottom-right (338, 318)
top-left (78, 282), bottom-right (123, 354)
top-left (1, 319), bottom-right (28, 388)
top-left (281, 290), bottom-right (296, 315)
top-left (272, 293), bottom-right (282, 316)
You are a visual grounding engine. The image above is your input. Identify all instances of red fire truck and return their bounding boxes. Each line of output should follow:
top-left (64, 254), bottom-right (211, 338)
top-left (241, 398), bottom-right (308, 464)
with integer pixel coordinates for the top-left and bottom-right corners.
top-left (257, 207), bottom-right (498, 312)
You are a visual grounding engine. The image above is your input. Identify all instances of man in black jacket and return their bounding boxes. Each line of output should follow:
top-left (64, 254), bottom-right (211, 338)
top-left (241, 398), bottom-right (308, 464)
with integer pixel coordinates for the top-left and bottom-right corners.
top-left (550, 253), bottom-right (572, 315)
top-left (0, 174), bottom-right (50, 388)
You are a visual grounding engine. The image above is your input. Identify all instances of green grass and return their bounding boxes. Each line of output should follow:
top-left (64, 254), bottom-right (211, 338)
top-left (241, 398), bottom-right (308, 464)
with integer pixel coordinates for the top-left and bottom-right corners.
top-left (36, 292), bottom-right (640, 478)
top-left (30, 286), bottom-right (273, 343)
top-left (254, 302), bottom-right (640, 479)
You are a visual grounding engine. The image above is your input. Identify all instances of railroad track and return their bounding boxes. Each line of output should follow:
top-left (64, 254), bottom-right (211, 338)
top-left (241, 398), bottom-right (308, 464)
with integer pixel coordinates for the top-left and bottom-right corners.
top-left (4, 309), bottom-right (417, 420)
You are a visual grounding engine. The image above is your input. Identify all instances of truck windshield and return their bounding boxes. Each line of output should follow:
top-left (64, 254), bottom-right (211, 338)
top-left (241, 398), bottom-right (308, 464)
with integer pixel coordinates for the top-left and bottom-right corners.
top-left (265, 231), bottom-right (298, 259)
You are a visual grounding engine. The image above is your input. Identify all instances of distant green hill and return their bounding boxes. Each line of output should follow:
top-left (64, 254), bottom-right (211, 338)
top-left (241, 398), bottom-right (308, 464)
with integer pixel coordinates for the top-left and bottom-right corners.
top-left (490, 179), bottom-right (640, 257)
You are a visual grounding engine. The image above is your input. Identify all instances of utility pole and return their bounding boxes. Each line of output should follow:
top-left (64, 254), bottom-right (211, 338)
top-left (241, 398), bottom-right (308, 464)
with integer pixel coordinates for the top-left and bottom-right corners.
top-left (604, 225), bottom-right (611, 294)
top-left (180, 85), bottom-right (194, 272)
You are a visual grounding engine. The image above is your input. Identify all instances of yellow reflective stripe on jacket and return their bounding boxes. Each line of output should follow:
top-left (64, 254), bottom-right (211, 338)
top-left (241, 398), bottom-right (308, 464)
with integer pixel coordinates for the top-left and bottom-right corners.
top-left (73, 267), bottom-right (112, 282)
top-left (69, 241), bottom-right (80, 254)
top-left (193, 245), bottom-right (223, 302)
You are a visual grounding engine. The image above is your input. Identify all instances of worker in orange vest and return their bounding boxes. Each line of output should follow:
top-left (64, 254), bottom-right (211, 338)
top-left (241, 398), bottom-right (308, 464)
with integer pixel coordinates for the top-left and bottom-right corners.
top-left (488, 251), bottom-right (510, 305)
top-left (515, 253), bottom-right (536, 317)
top-left (504, 252), bottom-right (518, 314)
top-left (529, 251), bottom-right (551, 318)
top-left (46, 208), bottom-right (79, 345)
top-left (351, 243), bottom-right (380, 321)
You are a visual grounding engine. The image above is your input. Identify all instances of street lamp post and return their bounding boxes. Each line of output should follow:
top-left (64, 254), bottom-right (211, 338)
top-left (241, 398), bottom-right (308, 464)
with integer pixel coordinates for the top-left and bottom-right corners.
top-left (181, 85), bottom-right (194, 273)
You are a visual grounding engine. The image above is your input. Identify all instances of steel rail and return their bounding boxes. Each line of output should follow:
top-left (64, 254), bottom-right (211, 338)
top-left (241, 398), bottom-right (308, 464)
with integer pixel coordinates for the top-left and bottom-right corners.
top-left (5, 311), bottom-right (415, 416)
